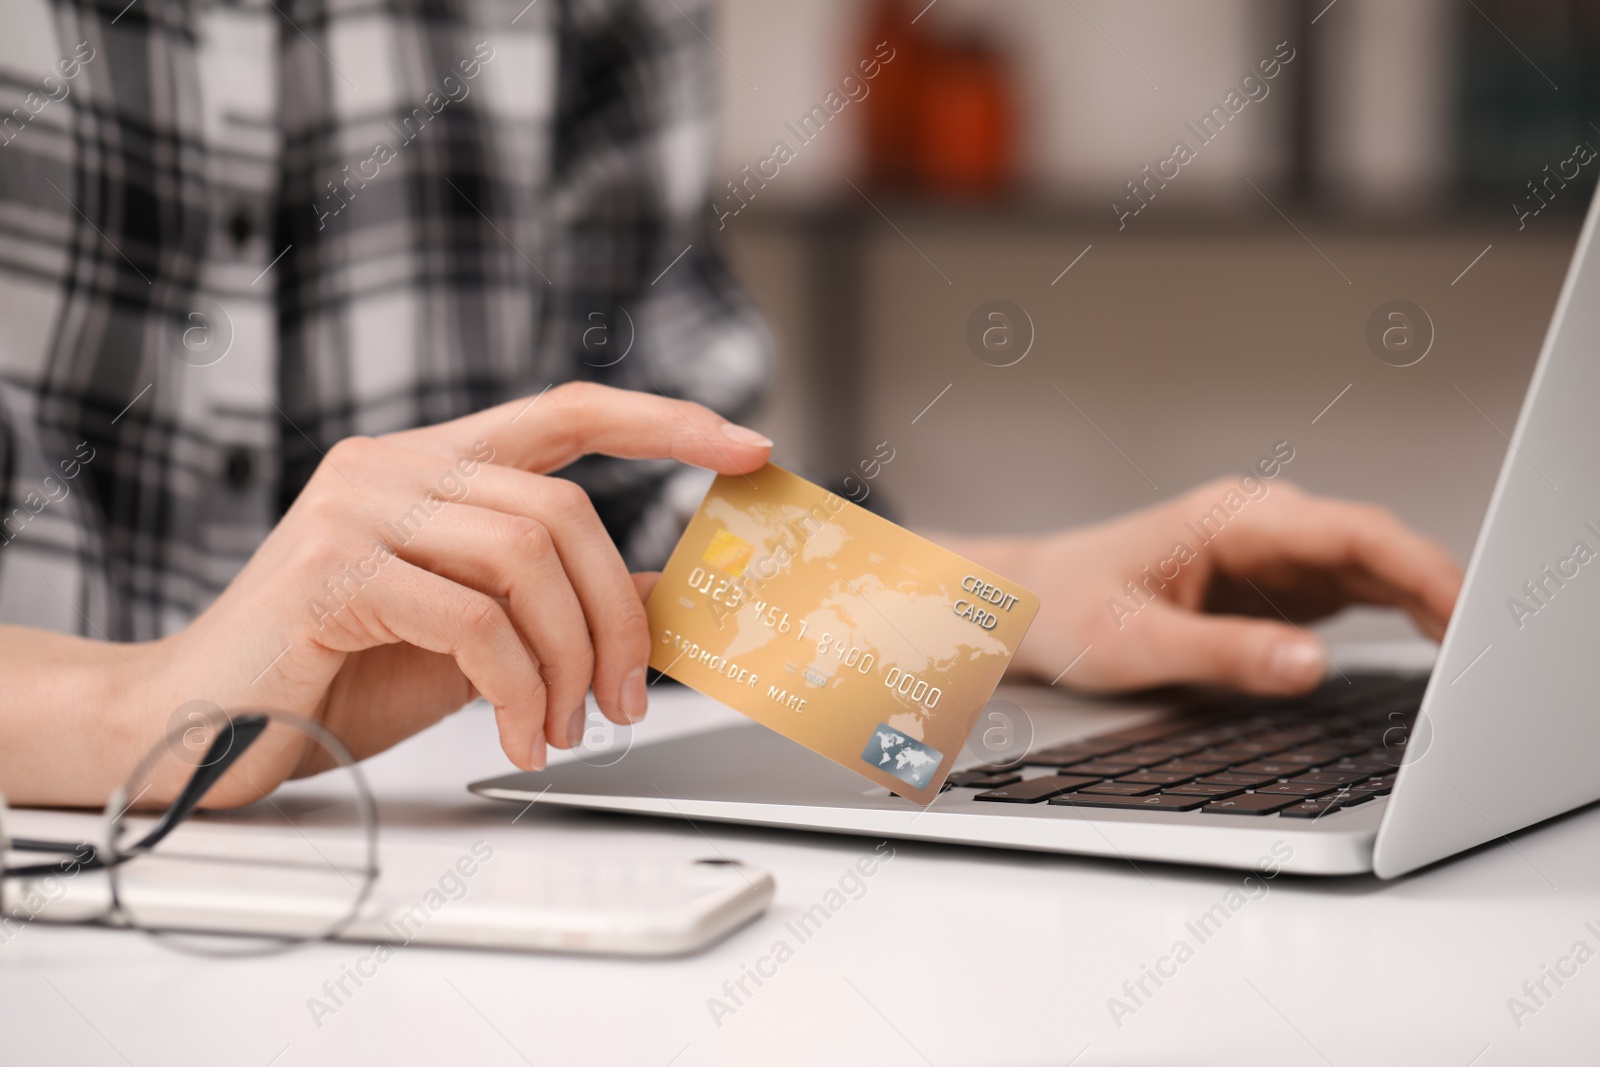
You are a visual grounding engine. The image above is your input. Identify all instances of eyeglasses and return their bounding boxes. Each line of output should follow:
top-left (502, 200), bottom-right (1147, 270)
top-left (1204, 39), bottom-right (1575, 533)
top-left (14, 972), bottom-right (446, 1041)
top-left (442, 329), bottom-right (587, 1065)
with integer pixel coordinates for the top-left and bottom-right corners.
top-left (0, 707), bottom-right (379, 956)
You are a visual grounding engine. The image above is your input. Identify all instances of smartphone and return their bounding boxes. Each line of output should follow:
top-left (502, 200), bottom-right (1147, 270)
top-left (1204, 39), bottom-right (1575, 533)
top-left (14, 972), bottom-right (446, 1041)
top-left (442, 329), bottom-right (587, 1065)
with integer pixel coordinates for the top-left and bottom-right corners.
top-left (338, 842), bottom-right (775, 956)
top-left (12, 827), bottom-right (774, 957)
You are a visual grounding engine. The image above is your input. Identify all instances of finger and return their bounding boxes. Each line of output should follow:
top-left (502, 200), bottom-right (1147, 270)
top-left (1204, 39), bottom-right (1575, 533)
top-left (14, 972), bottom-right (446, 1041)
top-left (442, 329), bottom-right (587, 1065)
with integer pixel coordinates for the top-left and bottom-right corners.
top-left (306, 556), bottom-right (548, 770)
top-left (438, 464), bottom-right (653, 730)
top-left (319, 438), bottom-right (651, 735)
top-left (1131, 605), bottom-right (1329, 696)
top-left (1323, 566), bottom-right (1451, 641)
top-left (1219, 495), bottom-right (1462, 637)
top-left (632, 572), bottom-right (661, 601)
top-left (385, 501), bottom-right (595, 750)
top-left (392, 381), bottom-right (773, 476)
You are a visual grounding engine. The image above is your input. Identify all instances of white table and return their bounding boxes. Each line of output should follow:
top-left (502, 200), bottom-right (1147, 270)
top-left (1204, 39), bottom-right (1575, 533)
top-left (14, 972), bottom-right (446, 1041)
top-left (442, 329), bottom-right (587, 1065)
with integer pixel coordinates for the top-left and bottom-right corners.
top-left (2, 687), bottom-right (1595, 1067)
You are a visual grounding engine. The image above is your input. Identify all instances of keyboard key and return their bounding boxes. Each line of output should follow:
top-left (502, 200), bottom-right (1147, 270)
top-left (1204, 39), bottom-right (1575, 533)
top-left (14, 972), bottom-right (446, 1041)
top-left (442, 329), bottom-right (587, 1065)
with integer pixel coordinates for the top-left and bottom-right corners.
top-left (1061, 760), bottom-right (1145, 777)
top-left (1164, 727), bottom-right (1252, 746)
top-left (1030, 739), bottom-right (1135, 759)
top-left (1250, 727), bottom-right (1325, 745)
top-left (1208, 740), bottom-right (1296, 757)
top-left (1266, 751), bottom-right (1326, 766)
top-left (1198, 773), bottom-right (1281, 788)
top-left (1154, 760), bottom-right (1233, 776)
top-left (1118, 742), bottom-right (1204, 760)
top-left (946, 769), bottom-right (1022, 789)
top-left (1309, 784), bottom-right (1374, 804)
top-left (1230, 761), bottom-right (1305, 777)
top-left (1342, 707), bottom-right (1400, 726)
top-left (1076, 780), bottom-right (1162, 796)
top-left (1278, 799), bottom-right (1344, 819)
top-left (1049, 792), bottom-right (1210, 812)
top-left (1203, 793), bottom-right (1302, 815)
top-left (1291, 739), bottom-right (1378, 761)
top-left (1279, 789), bottom-right (1384, 818)
top-left (1201, 747), bottom-right (1283, 764)
top-left (1116, 771), bottom-right (1198, 786)
top-left (1255, 782), bottom-right (1338, 798)
top-left (1022, 752), bottom-right (1110, 767)
top-left (973, 775), bottom-right (1101, 803)
top-left (1324, 758), bottom-right (1392, 776)
top-left (1292, 770), bottom-right (1369, 786)
top-left (1163, 782), bottom-right (1246, 798)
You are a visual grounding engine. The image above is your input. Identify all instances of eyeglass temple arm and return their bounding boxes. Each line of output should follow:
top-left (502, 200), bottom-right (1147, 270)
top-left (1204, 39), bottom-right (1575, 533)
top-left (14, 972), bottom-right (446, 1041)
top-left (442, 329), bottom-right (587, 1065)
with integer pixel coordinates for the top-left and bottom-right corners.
top-left (128, 713), bottom-right (271, 853)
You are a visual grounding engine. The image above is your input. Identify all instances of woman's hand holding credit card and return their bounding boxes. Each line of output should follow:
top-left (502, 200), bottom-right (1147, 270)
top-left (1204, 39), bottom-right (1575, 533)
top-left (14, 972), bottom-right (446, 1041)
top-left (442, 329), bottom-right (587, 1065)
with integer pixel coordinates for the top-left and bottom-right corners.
top-left (645, 464), bottom-right (1039, 805)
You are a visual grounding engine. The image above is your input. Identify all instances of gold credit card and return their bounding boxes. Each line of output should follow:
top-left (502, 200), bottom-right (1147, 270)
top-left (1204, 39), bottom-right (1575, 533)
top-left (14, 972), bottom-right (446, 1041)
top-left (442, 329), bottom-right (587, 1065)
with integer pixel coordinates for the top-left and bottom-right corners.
top-left (646, 464), bottom-right (1039, 805)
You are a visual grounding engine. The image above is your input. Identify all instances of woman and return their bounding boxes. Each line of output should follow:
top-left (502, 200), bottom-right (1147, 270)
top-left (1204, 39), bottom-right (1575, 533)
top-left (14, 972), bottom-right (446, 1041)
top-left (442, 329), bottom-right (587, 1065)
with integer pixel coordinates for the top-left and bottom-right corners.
top-left (0, 0), bottom-right (1459, 806)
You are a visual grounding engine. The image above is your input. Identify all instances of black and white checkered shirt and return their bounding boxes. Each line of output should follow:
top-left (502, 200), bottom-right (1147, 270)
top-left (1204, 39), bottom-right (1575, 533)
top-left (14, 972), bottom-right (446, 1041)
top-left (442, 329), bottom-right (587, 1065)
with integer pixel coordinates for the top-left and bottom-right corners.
top-left (0, 0), bottom-right (769, 640)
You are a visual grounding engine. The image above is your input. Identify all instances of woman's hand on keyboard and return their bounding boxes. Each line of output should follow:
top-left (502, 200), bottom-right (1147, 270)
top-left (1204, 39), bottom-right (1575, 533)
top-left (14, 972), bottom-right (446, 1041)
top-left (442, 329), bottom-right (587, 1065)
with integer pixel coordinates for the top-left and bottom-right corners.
top-left (939, 478), bottom-right (1462, 696)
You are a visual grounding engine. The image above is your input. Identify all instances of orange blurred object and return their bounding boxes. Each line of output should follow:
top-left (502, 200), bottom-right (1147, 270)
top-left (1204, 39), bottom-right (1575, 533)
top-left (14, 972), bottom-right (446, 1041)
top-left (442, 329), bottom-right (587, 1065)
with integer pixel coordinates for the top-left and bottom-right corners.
top-left (916, 40), bottom-right (1016, 198)
top-left (858, 0), bottom-right (1017, 199)
top-left (861, 0), bottom-right (924, 190)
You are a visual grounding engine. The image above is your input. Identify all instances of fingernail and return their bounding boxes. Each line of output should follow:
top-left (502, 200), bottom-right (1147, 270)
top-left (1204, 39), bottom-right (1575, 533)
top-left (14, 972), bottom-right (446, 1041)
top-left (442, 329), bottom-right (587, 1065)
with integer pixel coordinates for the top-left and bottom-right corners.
top-left (1270, 642), bottom-right (1324, 683)
top-left (529, 730), bottom-right (547, 771)
top-left (721, 423), bottom-right (773, 448)
top-left (620, 667), bottom-right (649, 723)
top-left (566, 702), bottom-right (588, 750)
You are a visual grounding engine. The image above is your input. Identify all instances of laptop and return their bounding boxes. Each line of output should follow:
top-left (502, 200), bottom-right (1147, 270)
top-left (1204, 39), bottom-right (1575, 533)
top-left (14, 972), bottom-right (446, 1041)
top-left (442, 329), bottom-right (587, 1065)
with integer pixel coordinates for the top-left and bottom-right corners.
top-left (472, 186), bottom-right (1600, 879)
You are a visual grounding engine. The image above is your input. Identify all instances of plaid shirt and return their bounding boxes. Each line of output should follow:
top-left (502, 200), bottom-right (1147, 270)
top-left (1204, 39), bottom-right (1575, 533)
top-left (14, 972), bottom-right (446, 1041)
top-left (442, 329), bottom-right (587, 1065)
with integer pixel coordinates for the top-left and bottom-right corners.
top-left (0, 0), bottom-right (768, 641)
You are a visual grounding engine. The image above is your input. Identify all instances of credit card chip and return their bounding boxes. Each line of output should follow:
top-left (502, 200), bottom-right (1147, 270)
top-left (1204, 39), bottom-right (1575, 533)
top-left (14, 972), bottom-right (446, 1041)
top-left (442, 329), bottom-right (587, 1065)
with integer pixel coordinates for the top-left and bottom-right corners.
top-left (702, 529), bottom-right (753, 576)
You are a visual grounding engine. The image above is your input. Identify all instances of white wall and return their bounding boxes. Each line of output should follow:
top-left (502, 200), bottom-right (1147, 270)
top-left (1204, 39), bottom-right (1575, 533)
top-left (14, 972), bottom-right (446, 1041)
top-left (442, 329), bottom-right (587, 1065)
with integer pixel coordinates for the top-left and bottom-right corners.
top-left (712, 0), bottom-right (860, 202)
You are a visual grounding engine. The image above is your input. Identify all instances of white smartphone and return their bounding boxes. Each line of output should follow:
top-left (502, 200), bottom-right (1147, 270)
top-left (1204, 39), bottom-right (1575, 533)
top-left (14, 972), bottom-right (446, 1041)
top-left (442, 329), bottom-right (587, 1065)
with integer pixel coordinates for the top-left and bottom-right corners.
top-left (335, 841), bottom-right (775, 956)
top-left (11, 825), bottom-right (774, 957)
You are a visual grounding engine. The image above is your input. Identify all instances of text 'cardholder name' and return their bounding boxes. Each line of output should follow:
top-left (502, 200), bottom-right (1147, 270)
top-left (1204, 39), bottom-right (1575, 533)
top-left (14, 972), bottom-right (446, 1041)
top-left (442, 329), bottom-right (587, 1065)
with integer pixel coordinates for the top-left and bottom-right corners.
top-left (645, 464), bottom-right (1039, 805)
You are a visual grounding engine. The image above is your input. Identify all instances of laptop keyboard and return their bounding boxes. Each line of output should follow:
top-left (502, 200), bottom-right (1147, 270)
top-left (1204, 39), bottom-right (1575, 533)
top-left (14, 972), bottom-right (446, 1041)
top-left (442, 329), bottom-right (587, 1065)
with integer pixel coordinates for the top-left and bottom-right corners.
top-left (954, 672), bottom-right (1425, 819)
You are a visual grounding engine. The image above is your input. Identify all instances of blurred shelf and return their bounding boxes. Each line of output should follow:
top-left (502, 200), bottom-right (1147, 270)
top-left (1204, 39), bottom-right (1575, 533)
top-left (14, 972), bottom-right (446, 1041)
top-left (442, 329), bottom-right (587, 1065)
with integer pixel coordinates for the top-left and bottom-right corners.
top-left (724, 195), bottom-right (1591, 236)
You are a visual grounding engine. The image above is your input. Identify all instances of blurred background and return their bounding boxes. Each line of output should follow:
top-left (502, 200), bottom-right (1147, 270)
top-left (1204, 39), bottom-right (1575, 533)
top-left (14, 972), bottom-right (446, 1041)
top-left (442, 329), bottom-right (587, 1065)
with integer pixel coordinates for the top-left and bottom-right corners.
top-left (707, 0), bottom-right (1600, 642)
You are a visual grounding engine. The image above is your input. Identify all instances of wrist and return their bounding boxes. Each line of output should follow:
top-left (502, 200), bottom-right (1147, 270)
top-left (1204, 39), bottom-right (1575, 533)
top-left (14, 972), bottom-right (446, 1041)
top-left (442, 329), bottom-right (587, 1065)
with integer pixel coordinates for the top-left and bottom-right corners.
top-left (77, 636), bottom-right (169, 793)
top-left (0, 626), bottom-right (166, 806)
top-left (921, 530), bottom-right (1034, 583)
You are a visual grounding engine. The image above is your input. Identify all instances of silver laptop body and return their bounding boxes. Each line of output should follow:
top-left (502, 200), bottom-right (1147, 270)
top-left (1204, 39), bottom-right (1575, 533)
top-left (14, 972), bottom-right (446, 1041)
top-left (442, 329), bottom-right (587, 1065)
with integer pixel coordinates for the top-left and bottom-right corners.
top-left (473, 185), bottom-right (1600, 878)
